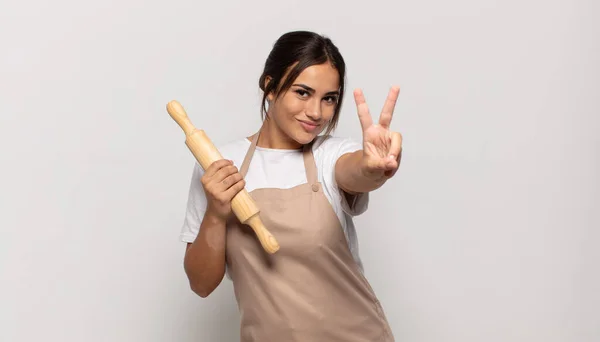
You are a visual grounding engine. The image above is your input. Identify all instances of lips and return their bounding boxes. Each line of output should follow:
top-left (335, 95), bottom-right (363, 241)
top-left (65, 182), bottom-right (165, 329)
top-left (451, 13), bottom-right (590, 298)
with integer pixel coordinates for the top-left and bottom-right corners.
top-left (298, 120), bottom-right (319, 133)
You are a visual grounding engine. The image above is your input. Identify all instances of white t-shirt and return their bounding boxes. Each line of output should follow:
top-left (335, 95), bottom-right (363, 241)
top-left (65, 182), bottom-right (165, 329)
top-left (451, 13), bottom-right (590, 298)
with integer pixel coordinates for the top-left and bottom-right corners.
top-left (179, 134), bottom-right (369, 276)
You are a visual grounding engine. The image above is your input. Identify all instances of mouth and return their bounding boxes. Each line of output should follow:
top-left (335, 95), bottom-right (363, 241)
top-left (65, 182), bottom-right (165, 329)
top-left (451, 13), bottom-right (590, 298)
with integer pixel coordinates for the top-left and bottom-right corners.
top-left (297, 119), bottom-right (320, 133)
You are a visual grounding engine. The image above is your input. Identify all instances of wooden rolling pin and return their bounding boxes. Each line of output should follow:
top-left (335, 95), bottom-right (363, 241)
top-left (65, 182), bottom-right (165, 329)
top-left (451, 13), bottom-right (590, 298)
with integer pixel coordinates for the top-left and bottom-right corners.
top-left (167, 100), bottom-right (280, 254)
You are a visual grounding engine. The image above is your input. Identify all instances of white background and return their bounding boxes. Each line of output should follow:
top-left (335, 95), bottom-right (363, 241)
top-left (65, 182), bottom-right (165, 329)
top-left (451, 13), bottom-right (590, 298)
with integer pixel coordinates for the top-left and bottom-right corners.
top-left (1, 0), bottom-right (598, 341)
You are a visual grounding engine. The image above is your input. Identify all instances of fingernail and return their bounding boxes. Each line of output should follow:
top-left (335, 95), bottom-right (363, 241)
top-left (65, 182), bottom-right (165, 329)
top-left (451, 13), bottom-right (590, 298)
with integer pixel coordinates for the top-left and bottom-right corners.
top-left (388, 155), bottom-right (395, 160)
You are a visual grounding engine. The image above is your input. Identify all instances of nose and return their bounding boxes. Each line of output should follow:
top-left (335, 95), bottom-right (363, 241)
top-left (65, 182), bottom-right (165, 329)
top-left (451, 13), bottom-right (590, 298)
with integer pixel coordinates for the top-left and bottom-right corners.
top-left (305, 98), bottom-right (322, 121)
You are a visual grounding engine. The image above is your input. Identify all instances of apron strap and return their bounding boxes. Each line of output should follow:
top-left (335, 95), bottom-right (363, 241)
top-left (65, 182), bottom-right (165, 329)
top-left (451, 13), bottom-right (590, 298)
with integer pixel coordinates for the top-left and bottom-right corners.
top-left (302, 142), bottom-right (318, 185)
top-left (240, 132), bottom-right (259, 178)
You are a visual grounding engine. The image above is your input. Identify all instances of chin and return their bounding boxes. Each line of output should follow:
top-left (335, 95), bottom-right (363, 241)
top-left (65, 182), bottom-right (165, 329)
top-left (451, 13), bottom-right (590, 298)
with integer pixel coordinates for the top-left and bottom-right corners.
top-left (290, 129), bottom-right (319, 146)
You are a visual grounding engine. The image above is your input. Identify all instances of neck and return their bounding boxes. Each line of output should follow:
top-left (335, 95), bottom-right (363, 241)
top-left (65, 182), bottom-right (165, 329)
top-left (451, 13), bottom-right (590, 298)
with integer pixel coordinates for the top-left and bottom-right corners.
top-left (251, 118), bottom-right (302, 150)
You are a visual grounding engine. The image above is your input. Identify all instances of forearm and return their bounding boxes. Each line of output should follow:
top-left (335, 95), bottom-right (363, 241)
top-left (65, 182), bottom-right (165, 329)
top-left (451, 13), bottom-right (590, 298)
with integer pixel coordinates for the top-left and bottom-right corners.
top-left (335, 150), bottom-right (387, 194)
top-left (183, 210), bottom-right (227, 297)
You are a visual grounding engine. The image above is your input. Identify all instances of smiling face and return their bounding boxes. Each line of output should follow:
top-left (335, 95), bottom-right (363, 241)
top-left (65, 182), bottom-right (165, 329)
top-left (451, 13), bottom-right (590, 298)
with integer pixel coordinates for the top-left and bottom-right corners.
top-left (263, 62), bottom-right (341, 148)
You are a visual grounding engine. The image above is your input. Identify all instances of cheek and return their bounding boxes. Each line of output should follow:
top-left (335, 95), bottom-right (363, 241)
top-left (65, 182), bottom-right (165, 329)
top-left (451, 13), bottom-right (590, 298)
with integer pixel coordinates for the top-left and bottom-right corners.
top-left (280, 98), bottom-right (304, 117)
top-left (323, 104), bottom-right (336, 120)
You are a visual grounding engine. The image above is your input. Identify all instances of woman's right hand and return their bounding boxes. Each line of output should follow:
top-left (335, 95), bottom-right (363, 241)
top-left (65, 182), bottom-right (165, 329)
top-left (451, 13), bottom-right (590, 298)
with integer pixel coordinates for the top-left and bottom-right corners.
top-left (201, 159), bottom-right (246, 221)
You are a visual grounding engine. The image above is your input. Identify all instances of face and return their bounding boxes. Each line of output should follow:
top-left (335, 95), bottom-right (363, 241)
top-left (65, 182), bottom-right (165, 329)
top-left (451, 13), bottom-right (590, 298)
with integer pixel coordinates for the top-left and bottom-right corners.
top-left (266, 62), bottom-right (340, 147)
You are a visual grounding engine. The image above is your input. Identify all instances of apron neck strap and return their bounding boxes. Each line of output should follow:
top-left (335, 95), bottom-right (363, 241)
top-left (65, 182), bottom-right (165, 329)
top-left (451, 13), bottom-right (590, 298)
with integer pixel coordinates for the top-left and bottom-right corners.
top-left (239, 132), bottom-right (259, 178)
top-left (302, 142), bottom-right (318, 185)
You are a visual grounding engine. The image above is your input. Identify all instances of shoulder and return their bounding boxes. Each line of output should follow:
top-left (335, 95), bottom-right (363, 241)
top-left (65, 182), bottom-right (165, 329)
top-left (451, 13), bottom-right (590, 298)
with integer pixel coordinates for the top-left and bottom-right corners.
top-left (191, 136), bottom-right (251, 173)
top-left (311, 134), bottom-right (363, 176)
top-left (312, 134), bottom-right (362, 157)
top-left (215, 136), bottom-right (251, 156)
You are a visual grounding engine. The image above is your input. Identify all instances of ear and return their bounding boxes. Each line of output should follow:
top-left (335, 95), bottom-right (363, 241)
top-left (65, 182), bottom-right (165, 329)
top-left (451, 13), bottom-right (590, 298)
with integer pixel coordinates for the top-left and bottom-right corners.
top-left (264, 76), bottom-right (275, 102)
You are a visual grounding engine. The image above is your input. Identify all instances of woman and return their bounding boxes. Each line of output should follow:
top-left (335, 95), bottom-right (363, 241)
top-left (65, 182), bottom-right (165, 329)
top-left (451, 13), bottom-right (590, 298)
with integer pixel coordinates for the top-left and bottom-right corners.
top-left (179, 30), bottom-right (402, 341)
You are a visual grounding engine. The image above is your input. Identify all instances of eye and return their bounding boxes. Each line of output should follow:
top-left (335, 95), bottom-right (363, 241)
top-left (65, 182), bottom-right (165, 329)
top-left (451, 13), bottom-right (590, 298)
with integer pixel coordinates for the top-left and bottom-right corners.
top-left (323, 96), bottom-right (338, 105)
top-left (295, 89), bottom-right (309, 97)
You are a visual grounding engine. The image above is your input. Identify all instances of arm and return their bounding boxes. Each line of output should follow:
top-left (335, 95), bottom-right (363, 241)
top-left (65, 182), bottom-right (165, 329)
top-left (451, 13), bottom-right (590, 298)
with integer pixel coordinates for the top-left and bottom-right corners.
top-left (335, 148), bottom-right (401, 195)
top-left (183, 210), bottom-right (227, 298)
top-left (181, 159), bottom-right (245, 298)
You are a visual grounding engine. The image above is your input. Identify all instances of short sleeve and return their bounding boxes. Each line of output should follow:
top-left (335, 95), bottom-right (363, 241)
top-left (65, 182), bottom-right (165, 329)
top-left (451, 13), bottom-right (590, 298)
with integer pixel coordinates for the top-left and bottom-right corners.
top-left (179, 162), bottom-right (208, 243)
top-left (320, 136), bottom-right (370, 216)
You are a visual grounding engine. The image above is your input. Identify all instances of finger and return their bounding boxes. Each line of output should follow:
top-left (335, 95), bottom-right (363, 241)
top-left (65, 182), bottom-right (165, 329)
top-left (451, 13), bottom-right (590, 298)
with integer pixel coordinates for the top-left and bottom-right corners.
top-left (223, 178), bottom-right (246, 200)
top-left (379, 86), bottom-right (400, 129)
top-left (384, 132), bottom-right (403, 177)
top-left (354, 88), bottom-right (373, 131)
top-left (219, 172), bottom-right (243, 190)
top-left (365, 155), bottom-right (389, 173)
top-left (384, 149), bottom-right (402, 178)
top-left (387, 131), bottom-right (402, 163)
top-left (212, 165), bottom-right (238, 183)
top-left (204, 159), bottom-right (233, 177)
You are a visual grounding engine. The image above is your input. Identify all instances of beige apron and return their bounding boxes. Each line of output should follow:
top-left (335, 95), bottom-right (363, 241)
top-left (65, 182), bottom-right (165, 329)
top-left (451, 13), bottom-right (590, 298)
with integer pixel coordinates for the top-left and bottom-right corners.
top-left (225, 132), bottom-right (394, 342)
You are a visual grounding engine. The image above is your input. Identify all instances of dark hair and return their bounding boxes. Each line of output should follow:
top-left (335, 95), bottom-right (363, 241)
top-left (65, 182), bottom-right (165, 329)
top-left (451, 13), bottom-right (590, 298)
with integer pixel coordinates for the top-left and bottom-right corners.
top-left (259, 31), bottom-right (346, 137)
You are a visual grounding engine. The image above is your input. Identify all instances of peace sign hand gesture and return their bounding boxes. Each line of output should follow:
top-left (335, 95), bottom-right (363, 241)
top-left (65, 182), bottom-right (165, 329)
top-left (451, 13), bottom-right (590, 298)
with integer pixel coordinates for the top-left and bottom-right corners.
top-left (354, 86), bottom-right (403, 181)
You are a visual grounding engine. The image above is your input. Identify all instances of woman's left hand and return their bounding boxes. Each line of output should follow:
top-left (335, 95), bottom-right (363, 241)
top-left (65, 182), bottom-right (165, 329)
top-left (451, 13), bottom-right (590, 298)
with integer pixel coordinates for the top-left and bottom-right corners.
top-left (354, 86), bottom-right (403, 181)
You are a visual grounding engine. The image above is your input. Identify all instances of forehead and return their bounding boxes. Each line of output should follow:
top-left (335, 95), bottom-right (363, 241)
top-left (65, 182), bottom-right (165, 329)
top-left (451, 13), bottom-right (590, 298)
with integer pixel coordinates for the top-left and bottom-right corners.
top-left (293, 63), bottom-right (340, 91)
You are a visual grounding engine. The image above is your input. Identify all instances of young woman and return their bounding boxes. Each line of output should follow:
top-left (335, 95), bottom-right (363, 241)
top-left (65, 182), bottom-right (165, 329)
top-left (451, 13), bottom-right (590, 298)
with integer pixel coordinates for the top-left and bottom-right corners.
top-left (179, 30), bottom-right (402, 341)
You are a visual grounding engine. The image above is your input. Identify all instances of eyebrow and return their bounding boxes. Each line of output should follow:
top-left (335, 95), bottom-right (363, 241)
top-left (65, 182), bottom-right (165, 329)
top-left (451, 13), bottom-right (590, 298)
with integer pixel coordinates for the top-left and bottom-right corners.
top-left (292, 83), bottom-right (340, 96)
